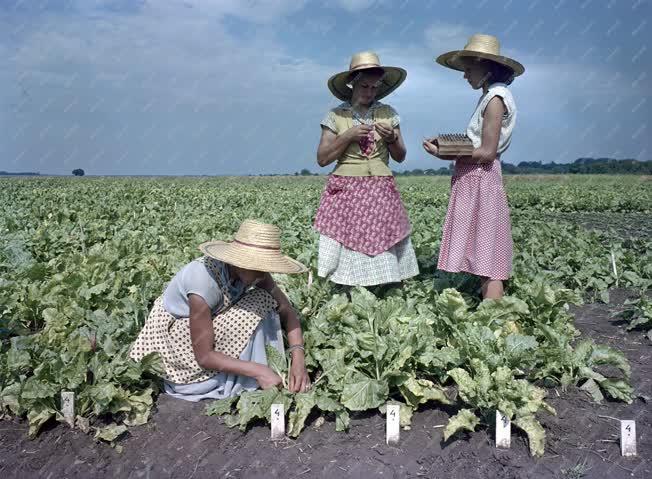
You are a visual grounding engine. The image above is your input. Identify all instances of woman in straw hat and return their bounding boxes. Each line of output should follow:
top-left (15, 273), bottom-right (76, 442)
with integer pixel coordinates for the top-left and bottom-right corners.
top-left (314, 51), bottom-right (419, 287)
top-left (130, 220), bottom-right (310, 400)
top-left (423, 34), bottom-right (524, 299)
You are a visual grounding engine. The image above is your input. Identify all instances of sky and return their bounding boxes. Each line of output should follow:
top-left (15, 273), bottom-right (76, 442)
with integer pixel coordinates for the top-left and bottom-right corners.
top-left (1, 0), bottom-right (650, 176)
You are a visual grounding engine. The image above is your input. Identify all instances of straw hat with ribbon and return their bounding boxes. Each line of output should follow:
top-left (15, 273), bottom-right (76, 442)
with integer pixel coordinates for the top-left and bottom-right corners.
top-left (436, 34), bottom-right (524, 77)
top-left (199, 220), bottom-right (307, 274)
top-left (328, 51), bottom-right (407, 102)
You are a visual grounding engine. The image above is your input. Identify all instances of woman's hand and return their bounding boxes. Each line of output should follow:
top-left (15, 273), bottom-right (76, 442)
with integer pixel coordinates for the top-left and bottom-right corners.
top-left (255, 365), bottom-right (283, 390)
top-left (257, 274), bottom-right (310, 393)
top-left (288, 352), bottom-right (311, 393)
top-left (344, 124), bottom-right (374, 143)
top-left (422, 137), bottom-right (439, 157)
top-left (375, 122), bottom-right (397, 143)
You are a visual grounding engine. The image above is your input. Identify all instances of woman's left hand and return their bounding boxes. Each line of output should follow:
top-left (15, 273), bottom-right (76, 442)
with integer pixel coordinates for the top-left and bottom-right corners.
top-left (422, 138), bottom-right (439, 157)
top-left (288, 353), bottom-right (311, 393)
top-left (375, 122), bottom-right (397, 143)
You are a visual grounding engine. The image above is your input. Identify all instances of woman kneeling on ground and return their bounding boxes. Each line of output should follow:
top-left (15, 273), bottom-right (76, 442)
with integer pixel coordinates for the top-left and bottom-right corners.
top-left (129, 220), bottom-right (311, 400)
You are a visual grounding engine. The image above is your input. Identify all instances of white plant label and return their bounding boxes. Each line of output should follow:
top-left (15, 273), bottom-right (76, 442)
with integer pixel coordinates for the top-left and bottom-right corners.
top-left (307, 270), bottom-right (313, 287)
top-left (620, 420), bottom-right (636, 456)
top-left (61, 391), bottom-right (75, 427)
top-left (495, 411), bottom-right (511, 448)
top-left (271, 403), bottom-right (285, 440)
top-left (386, 404), bottom-right (400, 445)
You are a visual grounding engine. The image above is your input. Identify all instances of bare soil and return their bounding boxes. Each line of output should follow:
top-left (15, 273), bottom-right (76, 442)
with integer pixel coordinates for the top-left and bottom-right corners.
top-left (1, 289), bottom-right (649, 479)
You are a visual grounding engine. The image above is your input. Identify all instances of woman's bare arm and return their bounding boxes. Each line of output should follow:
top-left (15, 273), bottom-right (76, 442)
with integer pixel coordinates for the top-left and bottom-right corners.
top-left (188, 294), bottom-right (280, 388)
top-left (425, 96), bottom-right (505, 165)
top-left (459, 96), bottom-right (505, 164)
top-left (317, 127), bottom-right (352, 167)
top-left (258, 274), bottom-right (304, 348)
top-left (386, 127), bottom-right (407, 163)
top-left (258, 273), bottom-right (310, 393)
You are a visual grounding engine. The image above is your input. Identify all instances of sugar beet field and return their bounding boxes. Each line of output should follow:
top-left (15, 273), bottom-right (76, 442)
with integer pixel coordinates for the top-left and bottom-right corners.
top-left (1, 175), bottom-right (650, 479)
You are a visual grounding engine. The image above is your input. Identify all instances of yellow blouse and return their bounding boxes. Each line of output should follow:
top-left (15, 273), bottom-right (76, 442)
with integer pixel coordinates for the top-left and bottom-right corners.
top-left (320, 101), bottom-right (399, 177)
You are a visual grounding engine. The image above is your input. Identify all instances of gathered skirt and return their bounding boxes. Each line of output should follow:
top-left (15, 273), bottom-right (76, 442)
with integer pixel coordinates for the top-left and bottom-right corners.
top-left (437, 160), bottom-right (513, 281)
top-left (318, 234), bottom-right (419, 286)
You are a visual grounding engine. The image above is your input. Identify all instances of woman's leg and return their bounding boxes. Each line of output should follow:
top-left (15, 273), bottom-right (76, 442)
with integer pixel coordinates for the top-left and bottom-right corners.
top-left (481, 277), bottom-right (504, 299)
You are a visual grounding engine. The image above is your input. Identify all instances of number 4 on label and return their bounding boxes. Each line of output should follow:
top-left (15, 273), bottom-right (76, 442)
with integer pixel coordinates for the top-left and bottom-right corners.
top-left (386, 404), bottom-right (400, 445)
top-left (270, 403), bottom-right (285, 441)
top-left (61, 391), bottom-right (75, 427)
top-left (495, 411), bottom-right (511, 449)
top-left (620, 420), bottom-right (636, 456)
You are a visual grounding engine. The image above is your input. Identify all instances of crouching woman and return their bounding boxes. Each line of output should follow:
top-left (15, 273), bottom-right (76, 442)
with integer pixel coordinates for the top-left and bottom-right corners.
top-left (129, 220), bottom-right (311, 400)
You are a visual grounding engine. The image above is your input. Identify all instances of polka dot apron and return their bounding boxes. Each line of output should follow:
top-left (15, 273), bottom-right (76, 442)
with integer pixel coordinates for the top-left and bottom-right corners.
top-left (129, 256), bottom-right (278, 384)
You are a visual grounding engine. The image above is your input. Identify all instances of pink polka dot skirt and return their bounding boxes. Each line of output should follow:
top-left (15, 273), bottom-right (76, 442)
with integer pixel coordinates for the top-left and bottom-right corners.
top-left (437, 160), bottom-right (513, 281)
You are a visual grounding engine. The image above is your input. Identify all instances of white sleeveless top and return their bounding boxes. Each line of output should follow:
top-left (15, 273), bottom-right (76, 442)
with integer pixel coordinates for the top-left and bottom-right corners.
top-left (466, 82), bottom-right (517, 155)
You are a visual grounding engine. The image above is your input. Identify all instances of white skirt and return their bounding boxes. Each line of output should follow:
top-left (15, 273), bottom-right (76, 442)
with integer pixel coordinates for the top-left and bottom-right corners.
top-left (317, 234), bottom-right (419, 286)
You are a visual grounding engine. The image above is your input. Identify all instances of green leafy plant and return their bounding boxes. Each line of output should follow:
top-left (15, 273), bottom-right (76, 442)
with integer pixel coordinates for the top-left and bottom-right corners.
top-left (614, 294), bottom-right (652, 340)
top-left (0, 176), bottom-right (644, 453)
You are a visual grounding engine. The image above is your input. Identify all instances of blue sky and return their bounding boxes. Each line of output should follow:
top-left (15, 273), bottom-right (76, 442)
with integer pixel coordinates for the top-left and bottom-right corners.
top-left (1, 0), bottom-right (650, 175)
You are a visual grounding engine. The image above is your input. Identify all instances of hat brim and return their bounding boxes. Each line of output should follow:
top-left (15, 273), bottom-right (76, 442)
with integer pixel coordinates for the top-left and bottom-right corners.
top-left (199, 241), bottom-right (307, 275)
top-left (436, 50), bottom-right (524, 77)
top-left (327, 66), bottom-right (407, 102)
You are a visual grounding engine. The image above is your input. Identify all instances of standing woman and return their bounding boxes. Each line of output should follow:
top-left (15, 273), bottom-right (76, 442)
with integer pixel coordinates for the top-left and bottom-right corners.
top-left (314, 52), bottom-right (419, 287)
top-left (423, 34), bottom-right (524, 299)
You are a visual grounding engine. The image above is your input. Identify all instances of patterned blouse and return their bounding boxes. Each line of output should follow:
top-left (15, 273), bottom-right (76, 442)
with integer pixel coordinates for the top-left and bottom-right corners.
top-left (320, 101), bottom-right (401, 133)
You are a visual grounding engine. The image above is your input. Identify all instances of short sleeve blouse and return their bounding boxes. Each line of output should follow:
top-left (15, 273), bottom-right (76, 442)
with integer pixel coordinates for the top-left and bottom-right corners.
top-left (162, 259), bottom-right (244, 318)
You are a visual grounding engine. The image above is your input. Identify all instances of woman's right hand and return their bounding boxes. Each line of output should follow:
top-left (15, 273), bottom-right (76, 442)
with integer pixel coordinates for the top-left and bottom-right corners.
top-left (345, 124), bottom-right (374, 143)
top-left (255, 365), bottom-right (283, 390)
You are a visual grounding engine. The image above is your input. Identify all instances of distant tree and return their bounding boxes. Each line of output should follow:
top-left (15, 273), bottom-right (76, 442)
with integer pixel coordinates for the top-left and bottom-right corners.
top-left (297, 158), bottom-right (650, 176)
top-left (501, 158), bottom-right (651, 175)
top-left (0, 171), bottom-right (40, 176)
top-left (72, 169), bottom-right (85, 176)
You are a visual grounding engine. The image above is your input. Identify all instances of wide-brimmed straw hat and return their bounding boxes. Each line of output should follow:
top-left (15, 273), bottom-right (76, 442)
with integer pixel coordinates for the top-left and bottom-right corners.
top-left (199, 220), bottom-right (307, 274)
top-left (328, 51), bottom-right (407, 101)
top-left (436, 34), bottom-right (524, 77)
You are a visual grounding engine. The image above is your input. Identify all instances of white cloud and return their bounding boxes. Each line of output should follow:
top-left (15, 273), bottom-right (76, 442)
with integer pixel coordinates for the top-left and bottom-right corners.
top-left (160, 0), bottom-right (308, 23)
top-left (333, 0), bottom-right (378, 13)
top-left (10, 6), bottom-right (332, 103)
top-left (1, 2), bottom-right (340, 175)
top-left (1, 5), bottom-right (648, 175)
top-left (424, 22), bottom-right (470, 54)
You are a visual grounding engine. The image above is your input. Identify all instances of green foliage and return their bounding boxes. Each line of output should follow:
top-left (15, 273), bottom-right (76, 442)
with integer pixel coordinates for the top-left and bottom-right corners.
top-left (615, 294), bottom-right (652, 337)
top-left (0, 176), bottom-right (647, 454)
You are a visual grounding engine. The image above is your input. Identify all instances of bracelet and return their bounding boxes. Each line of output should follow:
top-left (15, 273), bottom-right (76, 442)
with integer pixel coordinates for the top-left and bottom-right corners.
top-left (286, 344), bottom-right (305, 356)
